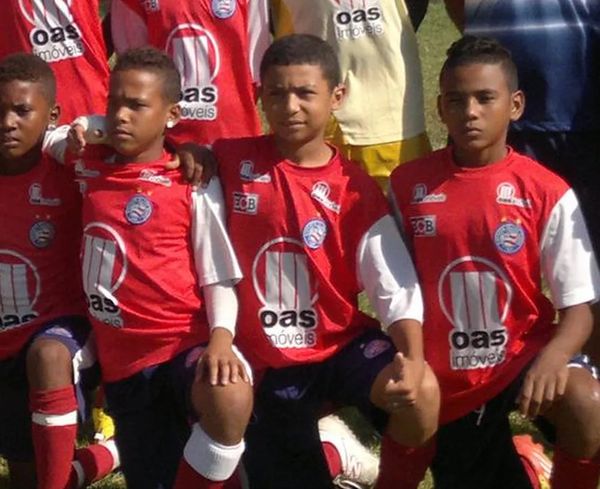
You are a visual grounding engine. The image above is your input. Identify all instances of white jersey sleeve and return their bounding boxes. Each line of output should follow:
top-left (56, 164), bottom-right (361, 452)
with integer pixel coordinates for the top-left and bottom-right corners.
top-left (247, 0), bottom-right (271, 84)
top-left (191, 177), bottom-right (243, 287)
top-left (110, 0), bottom-right (149, 53)
top-left (356, 214), bottom-right (424, 328)
top-left (540, 189), bottom-right (600, 308)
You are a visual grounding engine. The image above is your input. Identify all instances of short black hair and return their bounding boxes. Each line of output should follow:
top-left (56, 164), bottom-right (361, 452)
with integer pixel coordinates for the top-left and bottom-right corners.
top-left (260, 34), bottom-right (341, 89)
top-left (0, 53), bottom-right (56, 104)
top-left (440, 35), bottom-right (519, 91)
top-left (113, 47), bottom-right (182, 103)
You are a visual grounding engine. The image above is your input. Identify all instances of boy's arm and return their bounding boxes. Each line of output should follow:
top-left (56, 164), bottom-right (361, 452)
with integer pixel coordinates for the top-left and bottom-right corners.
top-left (190, 178), bottom-right (247, 386)
top-left (356, 214), bottom-right (425, 403)
top-left (519, 189), bottom-right (600, 417)
top-left (42, 116), bottom-right (107, 164)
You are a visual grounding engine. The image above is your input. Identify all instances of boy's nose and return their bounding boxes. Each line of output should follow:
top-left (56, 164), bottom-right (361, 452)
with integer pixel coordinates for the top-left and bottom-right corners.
top-left (284, 94), bottom-right (300, 113)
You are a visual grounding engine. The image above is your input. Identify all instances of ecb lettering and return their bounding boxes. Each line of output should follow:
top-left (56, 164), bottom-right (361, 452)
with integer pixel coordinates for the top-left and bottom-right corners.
top-left (260, 309), bottom-right (317, 329)
top-left (31, 25), bottom-right (80, 46)
top-left (410, 215), bottom-right (436, 237)
top-left (335, 8), bottom-right (381, 24)
top-left (233, 192), bottom-right (258, 215)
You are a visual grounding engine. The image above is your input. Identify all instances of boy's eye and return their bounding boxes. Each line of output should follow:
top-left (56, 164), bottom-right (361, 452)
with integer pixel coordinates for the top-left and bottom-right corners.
top-left (15, 105), bottom-right (32, 116)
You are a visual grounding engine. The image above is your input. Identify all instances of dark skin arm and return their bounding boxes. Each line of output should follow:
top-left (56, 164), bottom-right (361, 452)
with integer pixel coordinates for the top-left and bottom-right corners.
top-left (383, 318), bottom-right (426, 407)
top-left (404, 0), bottom-right (430, 31)
top-left (518, 303), bottom-right (593, 418)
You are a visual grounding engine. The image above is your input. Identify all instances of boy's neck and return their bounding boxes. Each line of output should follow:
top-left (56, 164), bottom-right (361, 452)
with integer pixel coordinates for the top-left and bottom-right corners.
top-left (113, 141), bottom-right (166, 165)
top-left (274, 136), bottom-right (333, 168)
top-left (452, 144), bottom-right (508, 168)
top-left (0, 145), bottom-right (42, 176)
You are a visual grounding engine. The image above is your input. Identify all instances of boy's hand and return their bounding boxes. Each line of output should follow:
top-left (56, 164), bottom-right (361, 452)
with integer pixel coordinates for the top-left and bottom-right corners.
top-left (165, 143), bottom-right (217, 188)
top-left (67, 124), bottom-right (87, 155)
top-left (384, 352), bottom-right (425, 410)
top-left (196, 328), bottom-right (249, 386)
top-left (518, 345), bottom-right (570, 418)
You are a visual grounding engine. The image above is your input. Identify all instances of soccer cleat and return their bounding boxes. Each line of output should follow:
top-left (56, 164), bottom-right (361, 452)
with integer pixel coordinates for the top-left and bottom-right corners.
top-left (319, 414), bottom-right (379, 488)
top-left (92, 406), bottom-right (116, 442)
top-left (513, 434), bottom-right (552, 489)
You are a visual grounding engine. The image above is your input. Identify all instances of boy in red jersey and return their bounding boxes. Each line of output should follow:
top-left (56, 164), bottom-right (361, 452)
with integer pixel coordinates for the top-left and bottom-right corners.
top-left (0, 0), bottom-right (110, 124)
top-left (109, 0), bottom-right (269, 145)
top-left (0, 54), bottom-right (118, 489)
top-left (390, 36), bottom-right (600, 489)
top-left (68, 47), bottom-right (252, 489)
top-left (211, 34), bottom-right (440, 489)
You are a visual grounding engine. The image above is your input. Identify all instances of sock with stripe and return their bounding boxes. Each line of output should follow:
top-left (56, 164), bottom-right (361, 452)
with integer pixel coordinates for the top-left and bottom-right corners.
top-left (30, 386), bottom-right (78, 489)
top-left (551, 447), bottom-right (600, 489)
top-left (68, 439), bottom-right (120, 488)
top-left (374, 435), bottom-right (435, 489)
top-left (172, 423), bottom-right (245, 489)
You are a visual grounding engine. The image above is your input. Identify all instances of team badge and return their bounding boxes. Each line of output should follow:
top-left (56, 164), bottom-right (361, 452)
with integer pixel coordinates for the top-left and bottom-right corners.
top-left (29, 221), bottom-right (55, 248)
top-left (125, 195), bottom-right (153, 225)
top-left (212, 0), bottom-right (236, 19)
top-left (363, 339), bottom-right (392, 359)
top-left (494, 221), bottom-right (525, 254)
top-left (302, 218), bottom-right (327, 249)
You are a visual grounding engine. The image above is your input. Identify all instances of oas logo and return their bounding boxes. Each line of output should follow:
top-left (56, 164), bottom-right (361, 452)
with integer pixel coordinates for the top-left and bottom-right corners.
top-left (82, 223), bottom-right (127, 327)
top-left (166, 24), bottom-right (220, 121)
top-left (438, 256), bottom-right (511, 370)
top-left (252, 238), bottom-right (319, 348)
top-left (0, 249), bottom-right (40, 330)
top-left (19, 0), bottom-right (84, 62)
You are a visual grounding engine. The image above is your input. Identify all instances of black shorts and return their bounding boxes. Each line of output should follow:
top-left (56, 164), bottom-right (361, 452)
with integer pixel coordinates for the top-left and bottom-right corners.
top-left (0, 316), bottom-right (98, 462)
top-left (432, 354), bottom-right (599, 489)
top-left (244, 329), bottom-right (396, 489)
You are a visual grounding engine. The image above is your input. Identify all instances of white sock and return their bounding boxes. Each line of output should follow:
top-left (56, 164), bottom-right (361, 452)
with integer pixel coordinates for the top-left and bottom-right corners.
top-left (183, 423), bottom-right (245, 481)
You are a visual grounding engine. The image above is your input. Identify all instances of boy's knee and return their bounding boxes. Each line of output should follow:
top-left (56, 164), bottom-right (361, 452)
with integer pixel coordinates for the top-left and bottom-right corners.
top-left (27, 339), bottom-right (72, 372)
top-left (192, 381), bottom-right (253, 444)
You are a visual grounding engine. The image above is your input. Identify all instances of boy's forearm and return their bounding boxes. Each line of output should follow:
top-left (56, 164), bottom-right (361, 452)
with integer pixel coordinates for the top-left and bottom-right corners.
top-left (546, 303), bottom-right (594, 359)
top-left (387, 318), bottom-right (424, 361)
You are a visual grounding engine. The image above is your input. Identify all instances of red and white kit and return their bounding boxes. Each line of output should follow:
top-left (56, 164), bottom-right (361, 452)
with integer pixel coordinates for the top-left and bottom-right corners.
top-left (0, 0), bottom-right (109, 123)
top-left (390, 147), bottom-right (600, 424)
top-left (0, 156), bottom-right (84, 359)
top-left (110, 0), bottom-right (269, 145)
top-left (75, 150), bottom-right (241, 382)
top-left (214, 135), bottom-right (423, 370)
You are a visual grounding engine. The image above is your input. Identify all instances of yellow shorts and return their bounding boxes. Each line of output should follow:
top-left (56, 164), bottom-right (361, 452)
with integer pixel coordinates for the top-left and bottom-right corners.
top-left (327, 121), bottom-right (432, 192)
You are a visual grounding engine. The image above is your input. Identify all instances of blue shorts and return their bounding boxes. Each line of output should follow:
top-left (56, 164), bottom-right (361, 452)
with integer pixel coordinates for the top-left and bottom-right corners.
top-left (104, 343), bottom-right (253, 489)
top-left (432, 355), bottom-right (599, 489)
top-left (244, 328), bottom-right (396, 489)
top-left (0, 316), bottom-right (98, 462)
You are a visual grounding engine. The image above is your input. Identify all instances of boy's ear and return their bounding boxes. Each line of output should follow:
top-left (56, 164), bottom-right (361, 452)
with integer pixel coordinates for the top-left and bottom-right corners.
top-left (166, 103), bottom-right (181, 129)
top-left (330, 83), bottom-right (346, 111)
top-left (436, 94), bottom-right (445, 123)
top-left (510, 89), bottom-right (525, 122)
top-left (48, 104), bottom-right (60, 128)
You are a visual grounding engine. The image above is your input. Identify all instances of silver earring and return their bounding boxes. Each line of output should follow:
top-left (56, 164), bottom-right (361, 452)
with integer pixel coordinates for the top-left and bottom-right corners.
top-left (166, 120), bottom-right (174, 129)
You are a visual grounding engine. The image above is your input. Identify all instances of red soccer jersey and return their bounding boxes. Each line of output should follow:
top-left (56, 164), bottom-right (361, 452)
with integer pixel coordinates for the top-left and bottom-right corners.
top-left (390, 147), bottom-right (600, 424)
top-left (0, 156), bottom-right (85, 360)
top-left (214, 135), bottom-right (423, 370)
top-left (77, 150), bottom-right (240, 382)
top-left (0, 0), bottom-right (109, 124)
top-left (111, 0), bottom-right (267, 145)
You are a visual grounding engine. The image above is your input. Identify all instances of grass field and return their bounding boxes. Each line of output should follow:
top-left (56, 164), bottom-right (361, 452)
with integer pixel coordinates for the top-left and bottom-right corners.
top-left (0, 2), bottom-right (558, 488)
